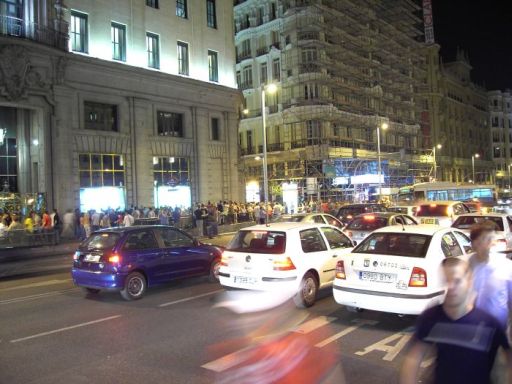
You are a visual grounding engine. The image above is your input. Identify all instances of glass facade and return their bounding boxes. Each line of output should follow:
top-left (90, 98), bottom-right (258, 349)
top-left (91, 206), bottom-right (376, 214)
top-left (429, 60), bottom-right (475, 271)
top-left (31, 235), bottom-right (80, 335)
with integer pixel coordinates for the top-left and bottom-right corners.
top-left (79, 154), bottom-right (125, 188)
top-left (153, 157), bottom-right (189, 186)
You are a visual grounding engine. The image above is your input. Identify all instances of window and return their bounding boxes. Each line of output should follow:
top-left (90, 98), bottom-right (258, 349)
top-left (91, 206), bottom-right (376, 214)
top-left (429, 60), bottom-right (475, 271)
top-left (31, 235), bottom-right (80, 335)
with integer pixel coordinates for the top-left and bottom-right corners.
top-left (146, 33), bottom-right (160, 69)
top-left (302, 48), bottom-right (317, 62)
top-left (176, 0), bottom-right (187, 18)
top-left (153, 157), bottom-right (190, 186)
top-left (273, 58), bottom-right (280, 81)
top-left (78, 154), bottom-right (125, 188)
top-left (211, 118), bottom-right (220, 141)
top-left (306, 120), bottom-right (321, 143)
top-left (236, 71), bottom-right (241, 87)
top-left (246, 130), bottom-right (253, 150)
top-left (157, 228), bottom-right (193, 248)
top-left (208, 50), bottom-right (218, 82)
top-left (146, 0), bottom-right (158, 8)
top-left (70, 11), bottom-right (88, 53)
top-left (242, 66), bottom-right (252, 87)
top-left (353, 233), bottom-right (431, 258)
top-left (304, 83), bottom-right (319, 99)
top-left (300, 228), bottom-right (327, 253)
top-left (0, 138), bottom-right (17, 192)
top-left (441, 233), bottom-right (463, 258)
top-left (260, 62), bottom-right (267, 85)
top-left (320, 227), bottom-right (352, 249)
top-left (157, 111), bottom-right (184, 137)
top-left (206, 0), bottom-right (217, 28)
top-left (227, 230), bottom-right (286, 254)
top-left (82, 232), bottom-right (121, 250)
top-left (122, 230), bottom-right (158, 250)
top-left (84, 102), bottom-right (118, 132)
top-left (453, 231), bottom-right (472, 253)
top-left (111, 22), bottom-right (126, 61)
top-left (177, 41), bottom-right (189, 75)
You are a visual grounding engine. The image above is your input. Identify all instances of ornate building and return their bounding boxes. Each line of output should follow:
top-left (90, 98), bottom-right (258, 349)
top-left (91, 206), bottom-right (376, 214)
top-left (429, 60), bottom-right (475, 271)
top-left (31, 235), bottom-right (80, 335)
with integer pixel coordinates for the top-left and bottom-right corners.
top-left (488, 90), bottom-right (512, 189)
top-left (0, 0), bottom-right (242, 212)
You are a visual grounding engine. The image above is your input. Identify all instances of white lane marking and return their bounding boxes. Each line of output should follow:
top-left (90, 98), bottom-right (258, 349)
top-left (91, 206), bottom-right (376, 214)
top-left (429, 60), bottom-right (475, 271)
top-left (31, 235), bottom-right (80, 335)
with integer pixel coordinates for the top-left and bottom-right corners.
top-left (158, 289), bottom-right (224, 307)
top-left (10, 315), bottom-right (122, 343)
top-left (201, 346), bottom-right (253, 372)
top-left (421, 356), bottom-right (436, 368)
top-left (0, 288), bottom-right (77, 305)
top-left (0, 279), bottom-right (71, 292)
top-left (355, 327), bottom-right (413, 361)
top-left (315, 319), bottom-right (378, 348)
top-left (292, 316), bottom-right (336, 334)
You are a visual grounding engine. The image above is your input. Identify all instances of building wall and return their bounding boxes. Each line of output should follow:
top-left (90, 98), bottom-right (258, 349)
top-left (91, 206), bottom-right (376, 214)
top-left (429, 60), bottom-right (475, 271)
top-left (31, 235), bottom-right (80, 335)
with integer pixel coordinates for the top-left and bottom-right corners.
top-left (488, 90), bottom-right (512, 188)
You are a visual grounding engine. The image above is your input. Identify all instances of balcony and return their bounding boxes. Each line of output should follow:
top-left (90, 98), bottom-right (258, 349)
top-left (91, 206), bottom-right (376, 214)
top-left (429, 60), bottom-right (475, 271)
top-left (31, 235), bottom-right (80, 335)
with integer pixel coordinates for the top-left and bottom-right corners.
top-left (236, 52), bottom-right (252, 63)
top-left (291, 138), bottom-right (321, 149)
top-left (241, 109), bottom-right (261, 119)
top-left (256, 46), bottom-right (269, 56)
top-left (0, 15), bottom-right (69, 50)
top-left (240, 147), bottom-right (256, 156)
top-left (299, 63), bottom-right (321, 74)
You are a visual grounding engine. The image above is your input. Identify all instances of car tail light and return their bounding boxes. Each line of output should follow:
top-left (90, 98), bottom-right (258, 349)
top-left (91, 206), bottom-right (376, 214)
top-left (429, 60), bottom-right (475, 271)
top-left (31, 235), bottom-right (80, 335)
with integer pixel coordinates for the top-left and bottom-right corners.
top-left (335, 260), bottom-right (346, 279)
top-left (220, 252), bottom-right (229, 267)
top-left (409, 267), bottom-right (427, 287)
top-left (363, 215), bottom-right (375, 221)
top-left (346, 215), bottom-right (353, 220)
top-left (108, 254), bottom-right (121, 264)
top-left (273, 256), bottom-right (296, 271)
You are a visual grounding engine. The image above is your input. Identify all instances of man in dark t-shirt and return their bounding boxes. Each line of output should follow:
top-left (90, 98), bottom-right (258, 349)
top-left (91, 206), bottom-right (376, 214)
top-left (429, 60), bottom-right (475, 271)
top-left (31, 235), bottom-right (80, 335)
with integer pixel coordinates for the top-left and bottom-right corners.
top-left (400, 257), bottom-right (511, 384)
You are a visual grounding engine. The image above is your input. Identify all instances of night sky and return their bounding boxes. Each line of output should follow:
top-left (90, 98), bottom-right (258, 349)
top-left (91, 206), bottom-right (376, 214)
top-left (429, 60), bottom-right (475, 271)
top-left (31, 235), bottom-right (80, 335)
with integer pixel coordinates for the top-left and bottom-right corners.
top-left (432, 0), bottom-right (512, 90)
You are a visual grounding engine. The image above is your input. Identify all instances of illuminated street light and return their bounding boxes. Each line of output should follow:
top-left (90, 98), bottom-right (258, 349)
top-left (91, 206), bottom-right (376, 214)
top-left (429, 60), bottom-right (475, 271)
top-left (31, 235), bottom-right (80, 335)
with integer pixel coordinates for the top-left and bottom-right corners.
top-left (377, 122), bottom-right (388, 199)
top-left (261, 83), bottom-right (277, 223)
top-left (243, 108), bottom-right (249, 115)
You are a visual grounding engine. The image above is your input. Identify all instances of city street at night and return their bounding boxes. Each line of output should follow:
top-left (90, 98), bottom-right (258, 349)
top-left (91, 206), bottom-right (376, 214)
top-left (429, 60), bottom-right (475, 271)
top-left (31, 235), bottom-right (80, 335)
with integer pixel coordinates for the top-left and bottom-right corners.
top-left (0, 240), bottom-right (430, 384)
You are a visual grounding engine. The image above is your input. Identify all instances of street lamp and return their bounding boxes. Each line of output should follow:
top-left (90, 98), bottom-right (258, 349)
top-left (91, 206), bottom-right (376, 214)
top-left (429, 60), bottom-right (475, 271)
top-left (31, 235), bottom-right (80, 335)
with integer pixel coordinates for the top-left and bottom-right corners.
top-left (261, 83), bottom-right (277, 223)
top-left (433, 144), bottom-right (442, 181)
top-left (377, 122), bottom-right (388, 199)
top-left (472, 153), bottom-right (480, 184)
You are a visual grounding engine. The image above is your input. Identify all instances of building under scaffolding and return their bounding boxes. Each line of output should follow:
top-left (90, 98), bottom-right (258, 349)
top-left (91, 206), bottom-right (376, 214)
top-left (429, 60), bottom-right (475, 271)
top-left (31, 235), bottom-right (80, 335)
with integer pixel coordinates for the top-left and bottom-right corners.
top-left (235, 0), bottom-right (433, 202)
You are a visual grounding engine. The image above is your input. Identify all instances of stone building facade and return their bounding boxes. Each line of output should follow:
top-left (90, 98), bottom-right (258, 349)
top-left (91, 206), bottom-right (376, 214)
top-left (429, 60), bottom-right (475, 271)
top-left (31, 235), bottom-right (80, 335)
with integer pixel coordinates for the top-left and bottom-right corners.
top-left (0, 0), bottom-right (243, 213)
top-left (488, 90), bottom-right (512, 189)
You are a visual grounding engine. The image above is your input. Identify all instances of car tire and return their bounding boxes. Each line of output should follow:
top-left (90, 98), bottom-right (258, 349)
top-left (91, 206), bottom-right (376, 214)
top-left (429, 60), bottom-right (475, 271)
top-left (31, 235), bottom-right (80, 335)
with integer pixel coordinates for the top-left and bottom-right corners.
top-left (208, 259), bottom-right (221, 283)
top-left (294, 272), bottom-right (318, 308)
top-left (120, 272), bottom-right (146, 301)
top-left (346, 306), bottom-right (364, 313)
top-left (83, 287), bottom-right (100, 294)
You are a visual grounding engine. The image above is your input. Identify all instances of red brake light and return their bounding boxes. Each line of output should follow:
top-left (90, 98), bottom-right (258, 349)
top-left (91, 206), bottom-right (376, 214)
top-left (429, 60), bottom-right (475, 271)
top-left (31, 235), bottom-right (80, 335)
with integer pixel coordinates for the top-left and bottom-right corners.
top-left (108, 254), bottom-right (121, 264)
top-left (346, 215), bottom-right (353, 220)
top-left (273, 256), bottom-right (296, 271)
top-left (430, 204), bottom-right (437, 208)
top-left (409, 267), bottom-right (427, 287)
top-left (220, 252), bottom-right (229, 267)
top-left (363, 215), bottom-right (375, 221)
top-left (335, 260), bottom-right (346, 279)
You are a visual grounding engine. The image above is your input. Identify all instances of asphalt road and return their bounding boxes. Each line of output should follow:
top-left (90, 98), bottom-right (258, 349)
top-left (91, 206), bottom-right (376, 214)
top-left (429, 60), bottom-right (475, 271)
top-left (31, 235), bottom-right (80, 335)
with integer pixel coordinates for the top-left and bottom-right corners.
top-left (0, 233), bottom-right (434, 384)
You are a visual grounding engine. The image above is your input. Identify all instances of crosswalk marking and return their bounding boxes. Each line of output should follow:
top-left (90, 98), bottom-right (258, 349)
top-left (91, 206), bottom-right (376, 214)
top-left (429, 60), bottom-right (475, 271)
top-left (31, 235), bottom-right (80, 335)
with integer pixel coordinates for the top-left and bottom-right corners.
top-left (292, 316), bottom-right (336, 334)
top-left (315, 319), bottom-right (378, 348)
top-left (201, 346), bottom-right (252, 372)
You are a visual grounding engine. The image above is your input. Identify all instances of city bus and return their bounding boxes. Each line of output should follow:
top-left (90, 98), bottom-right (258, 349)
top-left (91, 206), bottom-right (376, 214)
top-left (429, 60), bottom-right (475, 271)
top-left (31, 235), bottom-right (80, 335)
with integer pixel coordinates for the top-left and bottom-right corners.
top-left (397, 182), bottom-right (497, 205)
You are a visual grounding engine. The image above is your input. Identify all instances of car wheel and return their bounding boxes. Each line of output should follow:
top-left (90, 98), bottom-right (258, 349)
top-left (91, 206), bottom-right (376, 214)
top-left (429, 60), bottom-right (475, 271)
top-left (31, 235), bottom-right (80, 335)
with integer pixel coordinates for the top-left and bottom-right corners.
top-left (120, 272), bottom-right (146, 301)
top-left (83, 287), bottom-right (100, 294)
top-left (294, 272), bottom-right (318, 308)
top-left (208, 259), bottom-right (221, 283)
top-left (346, 306), bottom-right (363, 313)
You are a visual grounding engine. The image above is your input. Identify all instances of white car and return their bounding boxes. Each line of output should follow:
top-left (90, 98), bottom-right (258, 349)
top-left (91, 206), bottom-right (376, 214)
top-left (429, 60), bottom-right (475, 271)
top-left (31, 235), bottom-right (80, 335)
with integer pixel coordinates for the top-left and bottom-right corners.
top-left (452, 213), bottom-right (512, 253)
top-left (414, 201), bottom-right (471, 226)
top-left (219, 222), bottom-right (354, 307)
top-left (333, 225), bottom-right (473, 315)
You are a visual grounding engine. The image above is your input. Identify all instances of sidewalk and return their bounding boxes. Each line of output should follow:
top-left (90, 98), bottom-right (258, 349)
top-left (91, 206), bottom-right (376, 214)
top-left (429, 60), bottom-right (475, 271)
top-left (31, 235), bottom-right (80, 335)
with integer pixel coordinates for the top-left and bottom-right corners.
top-left (0, 222), bottom-right (252, 264)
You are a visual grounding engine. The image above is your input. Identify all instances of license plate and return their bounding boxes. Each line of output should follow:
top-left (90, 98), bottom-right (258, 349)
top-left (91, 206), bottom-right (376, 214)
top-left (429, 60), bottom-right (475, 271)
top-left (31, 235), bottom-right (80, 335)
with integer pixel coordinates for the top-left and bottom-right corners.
top-left (422, 218), bottom-right (436, 224)
top-left (84, 254), bottom-right (101, 262)
top-left (234, 276), bottom-right (257, 284)
top-left (360, 271), bottom-right (396, 283)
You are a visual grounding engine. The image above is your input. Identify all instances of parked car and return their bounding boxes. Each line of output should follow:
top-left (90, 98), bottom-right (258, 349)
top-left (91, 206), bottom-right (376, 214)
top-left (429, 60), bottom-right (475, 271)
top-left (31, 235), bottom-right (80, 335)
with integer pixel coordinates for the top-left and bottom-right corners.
top-left (274, 213), bottom-right (344, 229)
top-left (387, 205), bottom-right (418, 216)
top-left (451, 213), bottom-right (512, 253)
top-left (336, 203), bottom-right (388, 224)
top-left (219, 222), bottom-right (354, 307)
top-left (343, 212), bottom-right (418, 242)
top-left (333, 225), bottom-right (473, 315)
top-left (414, 201), bottom-right (471, 226)
top-left (71, 226), bottom-right (223, 300)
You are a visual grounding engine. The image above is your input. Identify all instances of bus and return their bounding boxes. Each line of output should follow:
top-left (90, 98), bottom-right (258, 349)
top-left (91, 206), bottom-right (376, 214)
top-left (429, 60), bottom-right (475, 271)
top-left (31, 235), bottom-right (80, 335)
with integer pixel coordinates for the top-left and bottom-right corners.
top-left (397, 182), bottom-right (497, 205)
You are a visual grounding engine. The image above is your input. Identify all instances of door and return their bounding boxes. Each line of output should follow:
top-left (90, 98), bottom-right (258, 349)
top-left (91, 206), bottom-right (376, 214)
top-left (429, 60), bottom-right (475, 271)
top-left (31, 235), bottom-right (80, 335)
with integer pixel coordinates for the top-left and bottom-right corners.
top-left (298, 228), bottom-right (331, 286)
top-left (320, 227), bottom-right (353, 282)
top-left (121, 230), bottom-right (163, 284)
top-left (155, 227), bottom-right (209, 279)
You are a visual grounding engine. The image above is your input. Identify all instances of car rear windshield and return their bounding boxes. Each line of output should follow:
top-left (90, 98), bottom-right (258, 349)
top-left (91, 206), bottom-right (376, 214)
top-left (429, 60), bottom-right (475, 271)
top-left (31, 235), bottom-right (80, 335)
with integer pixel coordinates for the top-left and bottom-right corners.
top-left (81, 232), bottom-right (121, 250)
top-left (277, 216), bottom-right (303, 222)
top-left (415, 205), bottom-right (449, 217)
top-left (346, 217), bottom-right (388, 231)
top-left (353, 233), bottom-right (431, 258)
top-left (227, 230), bottom-right (286, 254)
top-left (452, 216), bottom-right (504, 231)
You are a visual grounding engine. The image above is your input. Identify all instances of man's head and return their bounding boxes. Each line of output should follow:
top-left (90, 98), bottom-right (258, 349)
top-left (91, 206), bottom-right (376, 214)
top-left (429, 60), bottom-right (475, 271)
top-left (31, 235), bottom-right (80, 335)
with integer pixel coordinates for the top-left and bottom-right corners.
top-left (442, 257), bottom-right (473, 309)
top-left (470, 221), bottom-right (498, 254)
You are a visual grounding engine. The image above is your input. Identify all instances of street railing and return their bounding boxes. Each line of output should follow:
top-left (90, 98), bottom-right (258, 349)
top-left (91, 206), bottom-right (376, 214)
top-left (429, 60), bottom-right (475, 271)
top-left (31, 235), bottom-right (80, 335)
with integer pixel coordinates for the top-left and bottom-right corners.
top-left (0, 229), bottom-right (60, 249)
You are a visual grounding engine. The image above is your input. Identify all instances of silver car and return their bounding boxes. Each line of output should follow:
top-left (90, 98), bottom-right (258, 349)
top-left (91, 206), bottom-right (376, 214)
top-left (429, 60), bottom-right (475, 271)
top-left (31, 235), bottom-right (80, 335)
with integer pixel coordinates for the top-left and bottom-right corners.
top-left (342, 212), bottom-right (418, 242)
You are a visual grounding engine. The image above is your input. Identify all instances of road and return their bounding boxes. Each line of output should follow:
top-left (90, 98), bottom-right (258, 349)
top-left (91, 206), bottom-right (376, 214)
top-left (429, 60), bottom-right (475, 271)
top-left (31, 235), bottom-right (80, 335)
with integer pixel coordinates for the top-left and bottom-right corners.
top-left (0, 233), bottom-right (434, 384)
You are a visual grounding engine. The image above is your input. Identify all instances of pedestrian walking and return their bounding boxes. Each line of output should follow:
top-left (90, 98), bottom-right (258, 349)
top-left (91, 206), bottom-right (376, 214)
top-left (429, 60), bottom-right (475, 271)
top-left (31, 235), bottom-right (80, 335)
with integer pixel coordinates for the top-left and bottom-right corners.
top-left (207, 206), bottom-right (219, 238)
top-left (123, 210), bottom-right (134, 227)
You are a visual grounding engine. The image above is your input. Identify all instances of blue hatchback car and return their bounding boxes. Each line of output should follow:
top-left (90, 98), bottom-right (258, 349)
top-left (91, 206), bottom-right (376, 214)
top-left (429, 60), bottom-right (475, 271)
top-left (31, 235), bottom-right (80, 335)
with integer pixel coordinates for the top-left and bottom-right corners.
top-left (71, 226), bottom-right (223, 300)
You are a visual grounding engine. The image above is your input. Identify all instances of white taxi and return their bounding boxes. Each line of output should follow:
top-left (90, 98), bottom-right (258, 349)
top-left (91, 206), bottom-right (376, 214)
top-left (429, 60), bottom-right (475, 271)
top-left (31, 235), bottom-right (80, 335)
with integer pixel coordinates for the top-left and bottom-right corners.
top-left (333, 225), bottom-right (472, 315)
top-left (219, 222), bottom-right (354, 307)
top-left (414, 201), bottom-right (471, 226)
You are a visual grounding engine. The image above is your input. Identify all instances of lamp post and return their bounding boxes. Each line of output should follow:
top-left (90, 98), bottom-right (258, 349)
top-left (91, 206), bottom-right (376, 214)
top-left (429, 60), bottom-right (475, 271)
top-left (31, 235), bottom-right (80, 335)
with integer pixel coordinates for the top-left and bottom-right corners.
top-left (433, 144), bottom-right (442, 181)
top-left (261, 83), bottom-right (277, 223)
top-left (377, 122), bottom-right (388, 200)
top-left (508, 164), bottom-right (511, 189)
top-left (472, 153), bottom-right (480, 184)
